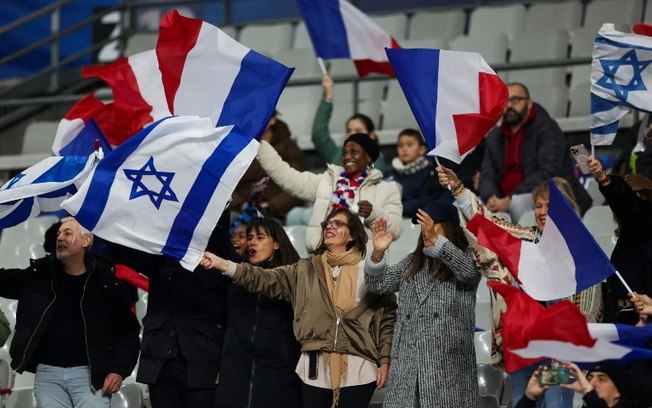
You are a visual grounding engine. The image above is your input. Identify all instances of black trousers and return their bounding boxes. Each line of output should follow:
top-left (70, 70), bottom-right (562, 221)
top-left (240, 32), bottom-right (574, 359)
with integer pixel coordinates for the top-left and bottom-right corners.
top-left (149, 355), bottom-right (215, 408)
top-left (301, 382), bottom-right (376, 408)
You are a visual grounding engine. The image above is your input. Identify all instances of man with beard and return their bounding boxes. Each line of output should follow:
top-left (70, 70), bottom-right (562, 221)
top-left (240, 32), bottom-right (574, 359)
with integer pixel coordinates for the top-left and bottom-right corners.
top-left (479, 82), bottom-right (591, 221)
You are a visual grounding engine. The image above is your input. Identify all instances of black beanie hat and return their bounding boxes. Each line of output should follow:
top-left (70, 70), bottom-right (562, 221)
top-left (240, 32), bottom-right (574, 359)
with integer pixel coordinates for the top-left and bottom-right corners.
top-left (587, 361), bottom-right (631, 398)
top-left (344, 133), bottom-right (380, 163)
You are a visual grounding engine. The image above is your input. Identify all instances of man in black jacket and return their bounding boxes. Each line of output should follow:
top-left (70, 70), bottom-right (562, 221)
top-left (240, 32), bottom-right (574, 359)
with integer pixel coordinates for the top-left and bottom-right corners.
top-left (107, 211), bottom-right (237, 408)
top-left (480, 82), bottom-right (592, 221)
top-left (0, 217), bottom-right (140, 407)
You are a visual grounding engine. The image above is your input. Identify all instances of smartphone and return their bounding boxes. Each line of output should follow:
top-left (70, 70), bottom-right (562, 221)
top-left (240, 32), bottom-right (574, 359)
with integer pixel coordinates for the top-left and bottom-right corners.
top-left (538, 368), bottom-right (571, 386)
top-left (570, 144), bottom-right (591, 174)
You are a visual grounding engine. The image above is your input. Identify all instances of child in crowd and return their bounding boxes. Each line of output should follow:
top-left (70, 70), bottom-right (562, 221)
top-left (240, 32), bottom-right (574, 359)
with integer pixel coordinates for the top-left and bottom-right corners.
top-left (385, 129), bottom-right (450, 218)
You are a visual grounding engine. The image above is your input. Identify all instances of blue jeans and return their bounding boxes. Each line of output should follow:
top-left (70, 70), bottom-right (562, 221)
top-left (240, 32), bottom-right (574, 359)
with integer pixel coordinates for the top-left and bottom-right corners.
top-left (510, 361), bottom-right (574, 408)
top-left (34, 364), bottom-right (110, 408)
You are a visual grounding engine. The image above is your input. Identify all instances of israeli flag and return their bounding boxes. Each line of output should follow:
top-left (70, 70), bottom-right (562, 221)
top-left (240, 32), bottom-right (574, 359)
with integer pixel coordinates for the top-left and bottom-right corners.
top-left (0, 152), bottom-right (101, 229)
top-left (62, 115), bottom-right (259, 271)
top-left (591, 23), bottom-right (652, 145)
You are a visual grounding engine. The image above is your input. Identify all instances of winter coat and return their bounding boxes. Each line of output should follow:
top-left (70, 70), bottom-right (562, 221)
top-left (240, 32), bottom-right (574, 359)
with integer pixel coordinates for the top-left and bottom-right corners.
top-left (0, 254), bottom-right (140, 390)
top-left (312, 99), bottom-right (388, 173)
top-left (256, 140), bottom-right (403, 251)
top-left (385, 156), bottom-right (443, 218)
top-left (480, 103), bottom-right (592, 214)
top-left (599, 175), bottom-right (652, 323)
top-left (365, 237), bottom-right (481, 408)
top-left (215, 267), bottom-right (301, 408)
top-left (231, 257), bottom-right (397, 366)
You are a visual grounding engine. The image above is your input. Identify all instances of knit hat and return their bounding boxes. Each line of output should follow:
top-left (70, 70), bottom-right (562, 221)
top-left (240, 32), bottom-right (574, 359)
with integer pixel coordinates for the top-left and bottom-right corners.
top-left (344, 133), bottom-right (380, 162)
top-left (412, 198), bottom-right (459, 225)
top-left (229, 202), bottom-right (262, 236)
top-left (587, 361), bottom-right (631, 398)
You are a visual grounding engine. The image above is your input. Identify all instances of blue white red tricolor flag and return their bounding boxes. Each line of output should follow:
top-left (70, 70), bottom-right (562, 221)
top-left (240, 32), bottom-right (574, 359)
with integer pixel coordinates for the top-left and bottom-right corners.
top-left (0, 152), bottom-right (101, 229)
top-left (54, 9), bottom-right (293, 155)
top-left (62, 116), bottom-right (259, 271)
top-left (297, 0), bottom-right (400, 77)
top-left (386, 48), bottom-right (508, 163)
top-left (591, 23), bottom-right (652, 145)
top-left (467, 180), bottom-right (615, 300)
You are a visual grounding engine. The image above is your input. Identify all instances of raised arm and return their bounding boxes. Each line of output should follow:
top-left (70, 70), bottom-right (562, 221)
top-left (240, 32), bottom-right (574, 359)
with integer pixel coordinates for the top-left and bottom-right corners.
top-left (364, 218), bottom-right (405, 294)
top-left (311, 74), bottom-right (340, 165)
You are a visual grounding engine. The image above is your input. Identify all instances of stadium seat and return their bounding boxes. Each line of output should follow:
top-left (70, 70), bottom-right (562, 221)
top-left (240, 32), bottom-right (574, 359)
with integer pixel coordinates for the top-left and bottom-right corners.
top-left (475, 277), bottom-right (492, 333)
top-left (505, 29), bottom-right (569, 87)
top-left (585, 179), bottom-right (605, 206)
top-left (475, 330), bottom-right (492, 364)
top-left (583, 205), bottom-right (617, 236)
top-left (593, 233), bottom-right (617, 258)
top-left (477, 363), bottom-right (504, 401)
top-left (582, 0), bottom-right (643, 33)
top-left (125, 33), bottom-right (157, 56)
top-left (523, 1), bottom-right (582, 33)
top-left (517, 210), bottom-right (535, 227)
top-left (239, 22), bottom-right (293, 56)
top-left (22, 121), bottom-right (59, 155)
top-left (467, 4), bottom-right (526, 42)
top-left (368, 387), bottom-right (386, 408)
top-left (275, 85), bottom-right (323, 147)
top-left (528, 84), bottom-right (569, 118)
top-left (293, 22), bottom-right (312, 50)
top-left (567, 81), bottom-right (591, 117)
top-left (327, 59), bottom-right (358, 79)
top-left (371, 12), bottom-right (409, 40)
top-left (110, 383), bottom-right (143, 408)
top-left (283, 225), bottom-right (309, 258)
top-left (380, 80), bottom-right (418, 132)
top-left (408, 9), bottom-right (466, 42)
top-left (449, 33), bottom-right (509, 65)
top-left (386, 218), bottom-right (419, 265)
top-left (398, 37), bottom-right (449, 50)
top-left (273, 48), bottom-right (322, 81)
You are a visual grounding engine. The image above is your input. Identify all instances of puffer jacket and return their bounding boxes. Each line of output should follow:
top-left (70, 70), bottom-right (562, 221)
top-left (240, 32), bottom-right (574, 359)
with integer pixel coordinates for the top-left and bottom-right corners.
top-left (256, 140), bottom-right (403, 251)
top-left (232, 257), bottom-right (397, 366)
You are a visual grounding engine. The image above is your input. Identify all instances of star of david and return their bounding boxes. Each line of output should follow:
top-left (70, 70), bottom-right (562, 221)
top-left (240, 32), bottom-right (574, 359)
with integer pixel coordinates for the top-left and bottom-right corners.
top-left (3, 173), bottom-right (25, 190)
top-left (123, 156), bottom-right (178, 209)
top-left (596, 49), bottom-right (652, 100)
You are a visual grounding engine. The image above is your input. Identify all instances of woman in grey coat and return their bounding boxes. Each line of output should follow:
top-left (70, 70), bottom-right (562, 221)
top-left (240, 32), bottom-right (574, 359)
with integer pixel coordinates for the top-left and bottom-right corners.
top-left (365, 200), bottom-right (481, 407)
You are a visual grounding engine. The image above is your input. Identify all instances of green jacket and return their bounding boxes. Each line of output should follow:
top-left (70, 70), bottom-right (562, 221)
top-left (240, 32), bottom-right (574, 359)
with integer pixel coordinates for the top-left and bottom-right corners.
top-left (232, 256), bottom-right (396, 365)
top-left (311, 100), bottom-right (388, 174)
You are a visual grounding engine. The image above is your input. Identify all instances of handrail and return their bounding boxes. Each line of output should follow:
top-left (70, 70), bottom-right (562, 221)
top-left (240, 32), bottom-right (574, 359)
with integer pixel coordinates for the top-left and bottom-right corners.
top-left (0, 0), bottom-right (72, 36)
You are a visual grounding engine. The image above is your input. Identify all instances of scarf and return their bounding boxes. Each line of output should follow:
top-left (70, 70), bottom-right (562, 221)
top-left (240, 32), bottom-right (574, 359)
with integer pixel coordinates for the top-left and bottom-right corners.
top-left (320, 248), bottom-right (362, 407)
top-left (391, 156), bottom-right (430, 175)
top-left (331, 171), bottom-right (368, 210)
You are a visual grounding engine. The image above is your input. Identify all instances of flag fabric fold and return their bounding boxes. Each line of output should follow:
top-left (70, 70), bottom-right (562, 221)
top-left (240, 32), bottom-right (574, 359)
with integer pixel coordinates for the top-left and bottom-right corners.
top-left (52, 94), bottom-right (112, 155)
top-left (62, 116), bottom-right (259, 271)
top-left (297, 0), bottom-right (400, 77)
top-left (0, 152), bottom-right (101, 229)
top-left (466, 180), bottom-right (615, 300)
top-left (156, 10), bottom-right (294, 139)
top-left (591, 23), bottom-right (652, 145)
top-left (489, 281), bottom-right (596, 373)
top-left (386, 48), bottom-right (507, 163)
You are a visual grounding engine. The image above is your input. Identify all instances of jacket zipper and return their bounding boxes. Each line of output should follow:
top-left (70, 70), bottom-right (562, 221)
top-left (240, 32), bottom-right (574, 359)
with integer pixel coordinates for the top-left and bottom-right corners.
top-left (246, 294), bottom-right (261, 407)
top-left (16, 280), bottom-right (57, 372)
top-left (80, 266), bottom-right (94, 391)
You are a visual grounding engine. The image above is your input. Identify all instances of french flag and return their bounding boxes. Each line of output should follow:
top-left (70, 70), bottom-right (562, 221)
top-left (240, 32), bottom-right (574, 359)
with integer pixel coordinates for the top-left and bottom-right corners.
top-left (156, 10), bottom-right (293, 139)
top-left (297, 0), bottom-right (400, 77)
top-left (466, 180), bottom-right (615, 301)
top-left (489, 281), bottom-right (594, 373)
top-left (386, 48), bottom-right (508, 163)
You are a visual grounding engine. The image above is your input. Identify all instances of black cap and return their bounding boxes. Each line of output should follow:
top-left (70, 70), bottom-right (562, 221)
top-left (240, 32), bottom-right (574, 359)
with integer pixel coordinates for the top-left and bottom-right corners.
top-left (412, 198), bottom-right (459, 225)
top-left (344, 133), bottom-right (380, 162)
top-left (587, 361), bottom-right (631, 398)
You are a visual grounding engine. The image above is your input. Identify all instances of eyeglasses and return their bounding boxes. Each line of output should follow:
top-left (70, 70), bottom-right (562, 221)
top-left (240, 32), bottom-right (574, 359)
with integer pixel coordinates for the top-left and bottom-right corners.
top-left (320, 219), bottom-right (347, 230)
top-left (507, 96), bottom-right (528, 104)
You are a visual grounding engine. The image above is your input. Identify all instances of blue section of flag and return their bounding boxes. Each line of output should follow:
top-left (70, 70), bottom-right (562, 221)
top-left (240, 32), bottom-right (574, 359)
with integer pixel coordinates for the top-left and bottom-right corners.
top-left (32, 156), bottom-right (92, 184)
top-left (162, 130), bottom-right (253, 259)
top-left (74, 117), bottom-right (164, 230)
top-left (0, 198), bottom-right (36, 229)
top-left (297, 0), bottom-right (351, 59)
top-left (59, 119), bottom-right (112, 156)
top-left (386, 48), bottom-right (440, 151)
top-left (546, 180), bottom-right (616, 293)
top-left (216, 50), bottom-right (294, 140)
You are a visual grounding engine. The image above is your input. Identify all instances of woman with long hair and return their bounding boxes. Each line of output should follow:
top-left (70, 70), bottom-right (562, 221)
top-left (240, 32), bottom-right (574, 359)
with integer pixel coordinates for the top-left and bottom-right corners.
top-left (202, 208), bottom-right (397, 408)
top-left (215, 218), bottom-right (302, 408)
top-left (364, 201), bottom-right (481, 407)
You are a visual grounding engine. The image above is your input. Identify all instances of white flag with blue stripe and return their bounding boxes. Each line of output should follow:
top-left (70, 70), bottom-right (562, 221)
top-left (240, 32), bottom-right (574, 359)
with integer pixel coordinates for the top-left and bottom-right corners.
top-left (61, 115), bottom-right (259, 271)
top-left (0, 152), bottom-right (101, 229)
top-left (591, 23), bottom-right (652, 145)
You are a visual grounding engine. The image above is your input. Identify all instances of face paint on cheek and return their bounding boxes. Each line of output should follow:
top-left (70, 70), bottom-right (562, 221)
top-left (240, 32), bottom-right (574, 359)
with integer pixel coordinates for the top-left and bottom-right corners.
top-left (71, 236), bottom-right (76, 245)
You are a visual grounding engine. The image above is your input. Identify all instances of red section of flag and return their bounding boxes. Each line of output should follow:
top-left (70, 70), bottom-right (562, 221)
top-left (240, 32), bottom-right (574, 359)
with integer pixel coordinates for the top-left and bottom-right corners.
top-left (63, 93), bottom-right (105, 121)
top-left (466, 214), bottom-right (523, 282)
top-left (633, 23), bottom-right (652, 37)
top-left (115, 264), bottom-right (150, 292)
top-left (453, 72), bottom-right (507, 155)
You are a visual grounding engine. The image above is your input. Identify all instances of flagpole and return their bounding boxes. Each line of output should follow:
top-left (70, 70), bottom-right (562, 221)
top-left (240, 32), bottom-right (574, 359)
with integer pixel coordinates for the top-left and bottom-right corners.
top-left (433, 155), bottom-right (452, 191)
top-left (317, 58), bottom-right (328, 75)
top-left (615, 270), bottom-right (635, 296)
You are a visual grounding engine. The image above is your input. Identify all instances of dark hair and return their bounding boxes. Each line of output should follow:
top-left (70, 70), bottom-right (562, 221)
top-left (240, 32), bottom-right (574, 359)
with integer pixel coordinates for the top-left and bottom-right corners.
top-left (43, 221), bottom-right (61, 254)
top-left (404, 220), bottom-right (469, 282)
top-left (507, 82), bottom-right (530, 99)
top-left (313, 208), bottom-right (367, 257)
top-left (246, 218), bottom-right (300, 267)
top-left (397, 128), bottom-right (426, 146)
top-left (269, 117), bottom-right (291, 144)
top-left (346, 113), bottom-right (375, 133)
